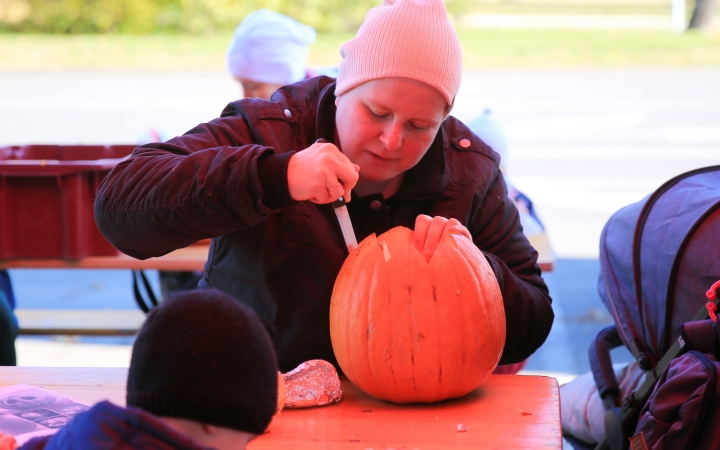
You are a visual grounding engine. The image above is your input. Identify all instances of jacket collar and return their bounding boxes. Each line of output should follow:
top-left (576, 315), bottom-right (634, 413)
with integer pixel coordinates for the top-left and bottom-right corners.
top-left (314, 80), bottom-right (447, 201)
top-left (315, 80), bottom-right (338, 143)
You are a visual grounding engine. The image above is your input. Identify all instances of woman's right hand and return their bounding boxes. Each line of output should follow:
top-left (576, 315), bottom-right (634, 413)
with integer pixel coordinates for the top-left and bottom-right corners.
top-left (287, 141), bottom-right (359, 204)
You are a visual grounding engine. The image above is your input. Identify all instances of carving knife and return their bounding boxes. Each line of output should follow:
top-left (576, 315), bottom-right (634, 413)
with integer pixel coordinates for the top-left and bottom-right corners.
top-left (332, 196), bottom-right (358, 253)
top-left (314, 137), bottom-right (358, 253)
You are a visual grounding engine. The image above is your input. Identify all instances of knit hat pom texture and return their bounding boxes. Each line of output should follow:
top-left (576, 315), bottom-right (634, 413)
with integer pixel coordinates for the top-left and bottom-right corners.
top-left (336, 0), bottom-right (462, 106)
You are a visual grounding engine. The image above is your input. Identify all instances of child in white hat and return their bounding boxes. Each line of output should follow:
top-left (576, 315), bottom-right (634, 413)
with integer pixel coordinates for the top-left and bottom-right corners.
top-left (226, 9), bottom-right (316, 99)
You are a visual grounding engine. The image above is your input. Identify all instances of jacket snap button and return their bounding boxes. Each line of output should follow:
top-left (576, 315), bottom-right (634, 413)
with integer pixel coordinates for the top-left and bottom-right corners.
top-left (459, 138), bottom-right (471, 148)
top-left (370, 200), bottom-right (382, 211)
top-left (284, 109), bottom-right (292, 119)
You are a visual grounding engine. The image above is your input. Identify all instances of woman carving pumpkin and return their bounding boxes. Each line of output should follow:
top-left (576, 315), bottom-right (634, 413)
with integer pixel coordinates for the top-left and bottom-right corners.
top-left (94, 0), bottom-right (554, 373)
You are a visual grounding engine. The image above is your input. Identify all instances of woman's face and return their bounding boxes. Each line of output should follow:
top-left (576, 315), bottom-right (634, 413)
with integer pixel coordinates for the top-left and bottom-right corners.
top-left (334, 77), bottom-right (447, 188)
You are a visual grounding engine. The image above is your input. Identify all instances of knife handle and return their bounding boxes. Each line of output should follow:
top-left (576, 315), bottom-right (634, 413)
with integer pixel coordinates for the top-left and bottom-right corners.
top-left (332, 196), bottom-right (347, 208)
top-left (316, 138), bottom-right (347, 207)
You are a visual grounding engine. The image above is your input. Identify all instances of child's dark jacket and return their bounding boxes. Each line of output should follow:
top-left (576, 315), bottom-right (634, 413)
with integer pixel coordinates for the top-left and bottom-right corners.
top-left (20, 401), bottom-right (208, 450)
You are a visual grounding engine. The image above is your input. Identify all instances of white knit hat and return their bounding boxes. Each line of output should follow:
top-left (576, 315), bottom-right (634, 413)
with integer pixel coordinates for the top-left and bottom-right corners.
top-left (335, 0), bottom-right (462, 106)
top-left (227, 9), bottom-right (316, 85)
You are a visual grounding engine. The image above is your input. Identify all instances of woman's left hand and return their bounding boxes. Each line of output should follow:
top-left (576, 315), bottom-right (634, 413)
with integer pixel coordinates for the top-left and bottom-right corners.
top-left (414, 215), bottom-right (472, 259)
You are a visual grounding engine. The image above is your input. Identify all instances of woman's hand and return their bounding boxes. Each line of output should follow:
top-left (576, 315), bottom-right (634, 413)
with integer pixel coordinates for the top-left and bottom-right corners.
top-left (287, 141), bottom-right (360, 204)
top-left (0, 433), bottom-right (17, 450)
top-left (414, 215), bottom-right (472, 259)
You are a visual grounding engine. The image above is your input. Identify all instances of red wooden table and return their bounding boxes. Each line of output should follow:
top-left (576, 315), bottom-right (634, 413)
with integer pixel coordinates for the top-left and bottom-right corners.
top-left (0, 367), bottom-right (561, 449)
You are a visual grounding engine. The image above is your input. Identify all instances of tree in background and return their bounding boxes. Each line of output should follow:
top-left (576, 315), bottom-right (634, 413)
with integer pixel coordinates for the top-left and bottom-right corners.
top-left (689, 0), bottom-right (718, 29)
top-left (0, 0), bottom-right (476, 34)
top-left (0, 0), bottom-right (386, 34)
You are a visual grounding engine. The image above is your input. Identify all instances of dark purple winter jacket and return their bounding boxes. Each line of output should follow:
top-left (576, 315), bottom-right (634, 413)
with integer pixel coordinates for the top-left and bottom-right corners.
top-left (94, 76), bottom-right (554, 372)
top-left (20, 401), bottom-right (208, 450)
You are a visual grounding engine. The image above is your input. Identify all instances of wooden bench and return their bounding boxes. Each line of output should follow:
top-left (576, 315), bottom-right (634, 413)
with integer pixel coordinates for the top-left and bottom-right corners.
top-left (2, 243), bottom-right (207, 336)
top-left (5, 237), bottom-right (554, 336)
top-left (15, 309), bottom-right (145, 336)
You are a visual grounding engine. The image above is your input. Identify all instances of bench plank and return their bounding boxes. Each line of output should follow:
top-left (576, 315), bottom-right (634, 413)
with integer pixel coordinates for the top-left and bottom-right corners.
top-left (16, 309), bottom-right (145, 336)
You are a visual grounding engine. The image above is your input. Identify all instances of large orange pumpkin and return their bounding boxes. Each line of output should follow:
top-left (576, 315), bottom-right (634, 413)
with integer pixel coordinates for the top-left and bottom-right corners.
top-left (330, 226), bottom-right (506, 403)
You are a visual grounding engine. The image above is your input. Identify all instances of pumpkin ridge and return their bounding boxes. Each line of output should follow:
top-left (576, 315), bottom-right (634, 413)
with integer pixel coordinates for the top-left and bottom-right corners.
top-left (390, 242), bottom-right (440, 402)
top-left (387, 258), bottom-right (404, 401)
top-left (431, 243), bottom-right (467, 398)
top-left (331, 234), bottom-right (376, 393)
top-left (358, 246), bottom-right (383, 395)
top-left (426, 249), bottom-right (443, 402)
top-left (386, 243), bottom-right (418, 402)
top-left (408, 250), bottom-right (425, 399)
top-left (414, 244), bottom-right (443, 402)
top-left (344, 264), bottom-right (366, 390)
top-left (456, 234), bottom-right (507, 370)
top-left (411, 245), bottom-right (435, 402)
top-left (368, 251), bottom-right (396, 400)
top-left (408, 284), bottom-right (419, 399)
top-left (459, 246), bottom-right (493, 395)
top-left (454, 237), bottom-right (505, 393)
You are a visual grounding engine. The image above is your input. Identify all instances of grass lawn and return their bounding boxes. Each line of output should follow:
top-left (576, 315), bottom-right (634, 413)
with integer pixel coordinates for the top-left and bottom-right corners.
top-left (458, 28), bottom-right (720, 67)
top-left (0, 28), bottom-right (719, 71)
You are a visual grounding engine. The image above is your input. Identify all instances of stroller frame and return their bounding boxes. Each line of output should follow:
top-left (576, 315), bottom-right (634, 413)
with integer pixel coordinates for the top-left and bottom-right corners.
top-left (589, 166), bottom-right (720, 450)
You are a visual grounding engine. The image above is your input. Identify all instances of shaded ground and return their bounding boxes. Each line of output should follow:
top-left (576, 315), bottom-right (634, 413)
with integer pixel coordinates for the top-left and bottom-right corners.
top-left (524, 259), bottom-right (633, 375)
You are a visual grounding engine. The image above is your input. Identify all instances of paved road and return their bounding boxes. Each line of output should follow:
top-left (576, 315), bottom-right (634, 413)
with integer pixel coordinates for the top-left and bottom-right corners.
top-left (3, 68), bottom-right (717, 258)
top-left (453, 69), bottom-right (720, 258)
top-left (2, 69), bottom-right (718, 376)
top-left (458, 69), bottom-right (719, 375)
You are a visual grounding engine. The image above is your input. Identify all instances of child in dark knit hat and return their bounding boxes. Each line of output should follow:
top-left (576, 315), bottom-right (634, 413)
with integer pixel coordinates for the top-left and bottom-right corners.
top-left (1, 288), bottom-right (279, 450)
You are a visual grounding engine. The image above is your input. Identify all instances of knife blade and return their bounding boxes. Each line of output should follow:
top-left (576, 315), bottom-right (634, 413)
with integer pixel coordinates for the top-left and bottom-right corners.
top-left (313, 137), bottom-right (358, 253)
top-left (332, 196), bottom-right (358, 253)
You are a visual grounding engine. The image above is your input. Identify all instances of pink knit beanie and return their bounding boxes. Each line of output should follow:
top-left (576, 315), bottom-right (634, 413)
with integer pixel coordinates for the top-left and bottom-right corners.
top-left (335, 0), bottom-right (462, 106)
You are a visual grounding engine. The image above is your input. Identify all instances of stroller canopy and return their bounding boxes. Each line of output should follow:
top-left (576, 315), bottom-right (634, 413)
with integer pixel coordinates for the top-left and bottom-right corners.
top-left (599, 166), bottom-right (720, 359)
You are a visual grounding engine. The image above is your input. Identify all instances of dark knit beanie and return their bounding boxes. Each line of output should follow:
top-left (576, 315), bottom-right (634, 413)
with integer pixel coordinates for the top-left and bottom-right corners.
top-left (126, 288), bottom-right (278, 435)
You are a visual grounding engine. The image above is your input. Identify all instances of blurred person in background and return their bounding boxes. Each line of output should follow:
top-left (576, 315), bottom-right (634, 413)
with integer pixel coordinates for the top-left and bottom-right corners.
top-left (467, 109), bottom-right (545, 235)
top-left (226, 9), bottom-right (317, 99)
top-left (159, 9), bottom-right (318, 298)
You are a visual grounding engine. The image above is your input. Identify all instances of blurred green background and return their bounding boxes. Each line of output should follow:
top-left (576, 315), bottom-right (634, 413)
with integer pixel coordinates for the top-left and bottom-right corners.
top-left (1, 0), bottom-right (382, 33)
top-left (0, 0), bottom-right (718, 69)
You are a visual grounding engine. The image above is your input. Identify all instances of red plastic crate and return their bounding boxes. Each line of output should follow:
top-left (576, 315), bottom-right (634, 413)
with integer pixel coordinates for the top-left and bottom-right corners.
top-left (0, 145), bottom-right (136, 259)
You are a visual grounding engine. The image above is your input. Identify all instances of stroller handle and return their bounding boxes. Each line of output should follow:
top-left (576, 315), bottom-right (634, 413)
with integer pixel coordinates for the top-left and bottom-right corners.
top-left (589, 325), bottom-right (624, 409)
